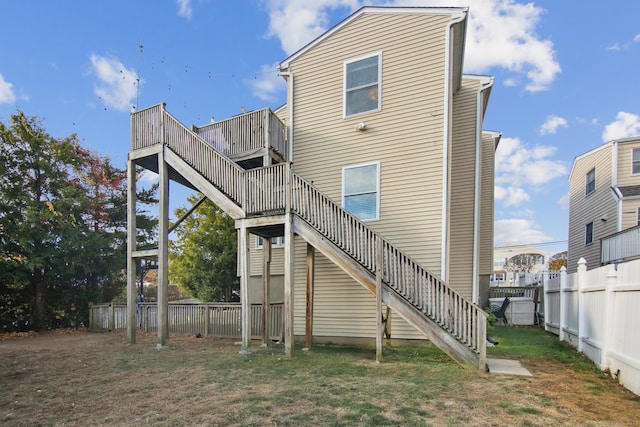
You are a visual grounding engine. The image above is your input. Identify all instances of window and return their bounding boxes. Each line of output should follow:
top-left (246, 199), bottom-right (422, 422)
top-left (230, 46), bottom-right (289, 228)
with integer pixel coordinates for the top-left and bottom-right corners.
top-left (633, 148), bottom-right (640, 175)
top-left (586, 168), bottom-right (595, 195)
top-left (344, 53), bottom-right (381, 117)
top-left (585, 222), bottom-right (594, 245)
top-left (256, 236), bottom-right (285, 249)
top-left (342, 162), bottom-right (380, 221)
top-left (637, 207), bottom-right (640, 226)
top-left (492, 273), bottom-right (505, 281)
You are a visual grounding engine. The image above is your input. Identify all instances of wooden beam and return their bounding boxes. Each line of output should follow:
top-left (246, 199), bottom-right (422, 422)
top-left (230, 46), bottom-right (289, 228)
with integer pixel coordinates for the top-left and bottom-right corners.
top-left (169, 195), bottom-right (206, 234)
top-left (157, 149), bottom-right (169, 348)
top-left (305, 243), bottom-right (315, 349)
top-left (164, 147), bottom-right (245, 219)
top-left (261, 238), bottom-right (272, 345)
top-left (239, 220), bottom-right (251, 352)
top-left (126, 159), bottom-right (137, 344)
top-left (376, 237), bottom-right (383, 362)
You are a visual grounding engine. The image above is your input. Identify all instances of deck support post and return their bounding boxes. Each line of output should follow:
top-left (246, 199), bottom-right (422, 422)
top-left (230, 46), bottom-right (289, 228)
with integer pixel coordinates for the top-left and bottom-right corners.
top-left (261, 238), bottom-right (272, 345)
top-left (157, 149), bottom-right (169, 348)
top-left (283, 163), bottom-right (294, 357)
top-left (376, 236), bottom-right (383, 362)
top-left (126, 158), bottom-right (137, 344)
top-left (305, 243), bottom-right (315, 349)
top-left (239, 220), bottom-right (251, 352)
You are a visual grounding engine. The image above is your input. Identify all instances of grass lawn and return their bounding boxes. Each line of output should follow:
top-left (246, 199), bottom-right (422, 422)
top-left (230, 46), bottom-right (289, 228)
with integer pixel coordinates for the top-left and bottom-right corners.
top-left (1, 326), bottom-right (638, 426)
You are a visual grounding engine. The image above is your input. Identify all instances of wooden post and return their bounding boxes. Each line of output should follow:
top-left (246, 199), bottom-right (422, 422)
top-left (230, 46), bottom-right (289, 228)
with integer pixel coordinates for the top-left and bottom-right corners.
top-left (239, 221), bottom-right (251, 352)
top-left (126, 159), bottom-right (137, 343)
top-left (204, 304), bottom-right (210, 337)
top-left (283, 163), bottom-right (294, 357)
top-left (305, 243), bottom-right (315, 349)
top-left (262, 237), bottom-right (272, 345)
top-left (109, 303), bottom-right (115, 331)
top-left (157, 149), bottom-right (169, 348)
top-left (376, 236), bottom-right (383, 362)
top-left (263, 109), bottom-right (271, 167)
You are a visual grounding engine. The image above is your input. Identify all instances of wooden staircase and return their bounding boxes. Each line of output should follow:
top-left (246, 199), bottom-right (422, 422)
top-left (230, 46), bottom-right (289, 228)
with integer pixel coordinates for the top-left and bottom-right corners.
top-left (130, 104), bottom-right (487, 370)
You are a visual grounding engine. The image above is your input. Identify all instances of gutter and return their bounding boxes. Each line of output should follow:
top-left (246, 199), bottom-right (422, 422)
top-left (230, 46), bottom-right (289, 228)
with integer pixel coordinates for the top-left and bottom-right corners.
top-left (278, 71), bottom-right (294, 162)
top-left (441, 10), bottom-right (467, 280)
top-left (472, 77), bottom-right (494, 304)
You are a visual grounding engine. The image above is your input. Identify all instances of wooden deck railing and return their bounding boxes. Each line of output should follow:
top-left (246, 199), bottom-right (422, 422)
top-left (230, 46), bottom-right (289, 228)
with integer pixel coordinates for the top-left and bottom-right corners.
top-left (131, 103), bottom-right (164, 150)
top-left (291, 173), bottom-right (486, 355)
top-left (193, 108), bottom-right (288, 161)
top-left (245, 163), bottom-right (288, 215)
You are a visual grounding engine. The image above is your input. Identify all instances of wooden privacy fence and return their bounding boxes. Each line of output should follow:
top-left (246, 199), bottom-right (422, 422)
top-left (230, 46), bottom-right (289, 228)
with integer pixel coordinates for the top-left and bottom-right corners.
top-left (89, 302), bottom-right (283, 340)
top-left (543, 259), bottom-right (640, 397)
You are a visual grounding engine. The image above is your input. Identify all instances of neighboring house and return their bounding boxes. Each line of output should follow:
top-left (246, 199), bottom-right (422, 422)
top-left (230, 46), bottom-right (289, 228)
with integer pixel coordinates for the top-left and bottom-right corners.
top-left (568, 136), bottom-right (640, 273)
top-left (126, 6), bottom-right (498, 370)
top-left (491, 244), bottom-right (549, 287)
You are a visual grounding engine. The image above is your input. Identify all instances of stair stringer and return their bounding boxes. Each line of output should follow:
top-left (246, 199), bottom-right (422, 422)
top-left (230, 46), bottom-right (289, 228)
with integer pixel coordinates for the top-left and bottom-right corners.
top-left (293, 216), bottom-right (483, 369)
top-left (164, 146), bottom-right (245, 220)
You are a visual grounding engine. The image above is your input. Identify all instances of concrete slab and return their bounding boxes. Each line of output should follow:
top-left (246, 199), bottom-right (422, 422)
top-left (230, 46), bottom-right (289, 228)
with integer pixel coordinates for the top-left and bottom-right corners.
top-left (486, 358), bottom-right (532, 376)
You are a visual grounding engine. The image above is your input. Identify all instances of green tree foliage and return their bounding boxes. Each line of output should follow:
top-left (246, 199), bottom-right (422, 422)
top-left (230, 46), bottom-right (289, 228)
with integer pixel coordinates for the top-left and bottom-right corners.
top-left (169, 196), bottom-right (239, 302)
top-left (0, 111), bottom-right (156, 331)
top-left (549, 251), bottom-right (568, 271)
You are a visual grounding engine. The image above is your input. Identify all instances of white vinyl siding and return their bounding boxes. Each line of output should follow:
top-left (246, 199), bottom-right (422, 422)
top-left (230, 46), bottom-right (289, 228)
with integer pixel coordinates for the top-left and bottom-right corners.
top-left (344, 53), bottom-right (381, 117)
top-left (342, 161), bottom-right (380, 221)
top-left (256, 236), bottom-right (285, 249)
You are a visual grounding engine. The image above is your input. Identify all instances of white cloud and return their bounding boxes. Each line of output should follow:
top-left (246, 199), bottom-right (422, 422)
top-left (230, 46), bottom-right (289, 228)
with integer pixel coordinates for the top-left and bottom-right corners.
top-left (635, 34), bottom-right (640, 43)
top-left (494, 218), bottom-right (551, 247)
top-left (539, 114), bottom-right (568, 135)
top-left (177, 0), bottom-right (192, 19)
top-left (89, 54), bottom-right (141, 112)
top-left (0, 73), bottom-right (16, 104)
top-left (265, 0), bottom-right (560, 92)
top-left (494, 185), bottom-right (531, 207)
top-left (557, 192), bottom-right (569, 209)
top-left (606, 43), bottom-right (621, 51)
top-left (602, 111), bottom-right (640, 142)
top-left (246, 63), bottom-right (287, 102)
top-left (495, 137), bottom-right (568, 187)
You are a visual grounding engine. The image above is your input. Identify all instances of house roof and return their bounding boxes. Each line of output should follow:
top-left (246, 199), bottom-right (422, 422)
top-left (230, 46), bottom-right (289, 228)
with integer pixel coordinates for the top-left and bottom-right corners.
top-left (278, 6), bottom-right (468, 71)
top-left (617, 185), bottom-right (640, 197)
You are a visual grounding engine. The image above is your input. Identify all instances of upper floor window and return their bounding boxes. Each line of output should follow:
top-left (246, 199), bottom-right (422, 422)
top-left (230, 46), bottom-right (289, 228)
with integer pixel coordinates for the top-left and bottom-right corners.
top-left (586, 168), bottom-right (595, 195)
top-left (344, 53), bottom-right (381, 117)
top-left (256, 236), bottom-right (285, 249)
top-left (585, 222), bottom-right (594, 245)
top-left (633, 148), bottom-right (640, 175)
top-left (342, 161), bottom-right (380, 221)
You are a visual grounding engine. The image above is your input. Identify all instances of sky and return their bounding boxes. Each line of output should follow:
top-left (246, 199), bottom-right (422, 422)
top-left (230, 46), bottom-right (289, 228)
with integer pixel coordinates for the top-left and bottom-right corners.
top-left (1, 0), bottom-right (640, 258)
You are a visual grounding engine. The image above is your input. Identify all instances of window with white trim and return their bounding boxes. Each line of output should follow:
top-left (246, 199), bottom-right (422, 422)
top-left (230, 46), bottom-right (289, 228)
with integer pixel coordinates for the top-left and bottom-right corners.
top-left (633, 148), bottom-right (640, 175)
top-left (256, 236), bottom-right (285, 249)
top-left (344, 53), bottom-right (381, 117)
top-left (585, 222), bottom-right (594, 245)
top-left (342, 161), bottom-right (380, 221)
top-left (586, 168), bottom-right (595, 195)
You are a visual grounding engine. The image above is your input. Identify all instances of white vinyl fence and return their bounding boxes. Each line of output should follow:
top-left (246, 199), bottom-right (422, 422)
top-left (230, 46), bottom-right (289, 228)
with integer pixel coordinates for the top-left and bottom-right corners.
top-left (543, 258), bottom-right (640, 396)
top-left (89, 302), bottom-right (283, 341)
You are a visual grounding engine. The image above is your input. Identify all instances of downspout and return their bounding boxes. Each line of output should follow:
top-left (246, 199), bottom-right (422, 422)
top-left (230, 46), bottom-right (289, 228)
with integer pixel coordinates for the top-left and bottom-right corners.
top-left (441, 10), bottom-right (467, 280)
top-left (611, 141), bottom-right (621, 231)
top-left (278, 71), bottom-right (294, 163)
top-left (472, 77), bottom-right (494, 304)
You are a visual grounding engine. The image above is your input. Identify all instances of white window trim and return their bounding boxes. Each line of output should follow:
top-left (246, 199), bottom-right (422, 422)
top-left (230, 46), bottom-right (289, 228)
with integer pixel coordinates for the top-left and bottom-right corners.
top-left (586, 168), bottom-right (596, 196)
top-left (256, 236), bottom-right (285, 249)
top-left (632, 148), bottom-right (640, 176)
top-left (342, 161), bottom-right (381, 222)
top-left (343, 52), bottom-right (382, 118)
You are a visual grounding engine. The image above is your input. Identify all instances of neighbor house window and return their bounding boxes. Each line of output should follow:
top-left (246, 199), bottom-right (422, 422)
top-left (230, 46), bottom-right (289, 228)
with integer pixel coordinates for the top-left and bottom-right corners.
top-left (586, 168), bottom-right (595, 195)
top-left (344, 53), bottom-right (381, 117)
top-left (585, 222), bottom-right (594, 245)
top-left (633, 148), bottom-right (640, 175)
top-left (342, 161), bottom-right (380, 221)
top-left (256, 236), bottom-right (285, 249)
top-left (637, 207), bottom-right (640, 226)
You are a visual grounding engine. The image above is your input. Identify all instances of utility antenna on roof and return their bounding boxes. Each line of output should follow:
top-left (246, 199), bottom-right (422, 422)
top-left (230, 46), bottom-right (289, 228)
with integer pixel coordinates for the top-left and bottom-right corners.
top-left (135, 44), bottom-right (143, 110)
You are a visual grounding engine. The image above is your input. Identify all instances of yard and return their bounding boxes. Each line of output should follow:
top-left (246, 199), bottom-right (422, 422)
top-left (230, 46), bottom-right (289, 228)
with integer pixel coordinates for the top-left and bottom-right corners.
top-left (1, 327), bottom-right (638, 426)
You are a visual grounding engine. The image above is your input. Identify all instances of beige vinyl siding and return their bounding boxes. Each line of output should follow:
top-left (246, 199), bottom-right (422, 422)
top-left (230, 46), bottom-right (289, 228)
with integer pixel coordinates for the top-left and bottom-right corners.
top-left (248, 234), bottom-right (286, 276)
top-left (479, 132), bottom-right (496, 276)
top-left (286, 11), bottom-right (454, 340)
top-left (622, 200), bottom-right (640, 230)
top-left (617, 140), bottom-right (640, 186)
top-left (448, 79), bottom-right (481, 300)
top-left (568, 146), bottom-right (617, 272)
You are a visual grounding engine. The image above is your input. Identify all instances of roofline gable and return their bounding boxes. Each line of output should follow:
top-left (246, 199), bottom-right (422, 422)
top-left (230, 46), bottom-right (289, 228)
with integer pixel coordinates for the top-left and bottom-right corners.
top-left (278, 6), bottom-right (468, 70)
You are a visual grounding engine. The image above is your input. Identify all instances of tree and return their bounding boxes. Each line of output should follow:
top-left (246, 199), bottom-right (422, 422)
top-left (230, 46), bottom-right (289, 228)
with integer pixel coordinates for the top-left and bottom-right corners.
top-left (169, 196), bottom-right (239, 301)
top-left (0, 111), bottom-right (156, 331)
top-left (505, 253), bottom-right (546, 273)
top-left (549, 251), bottom-right (567, 272)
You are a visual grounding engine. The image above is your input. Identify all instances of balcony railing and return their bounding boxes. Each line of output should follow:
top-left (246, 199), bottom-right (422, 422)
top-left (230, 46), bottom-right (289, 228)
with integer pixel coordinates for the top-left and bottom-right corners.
top-left (601, 225), bottom-right (640, 264)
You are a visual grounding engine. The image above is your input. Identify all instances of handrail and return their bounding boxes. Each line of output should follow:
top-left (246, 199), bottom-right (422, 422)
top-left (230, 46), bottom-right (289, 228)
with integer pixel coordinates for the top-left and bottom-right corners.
top-left (601, 225), bottom-right (640, 264)
top-left (291, 172), bottom-right (486, 354)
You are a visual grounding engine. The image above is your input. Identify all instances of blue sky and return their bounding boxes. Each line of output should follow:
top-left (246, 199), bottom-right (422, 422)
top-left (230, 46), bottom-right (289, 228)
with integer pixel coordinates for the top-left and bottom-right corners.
top-left (2, 0), bottom-right (640, 257)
